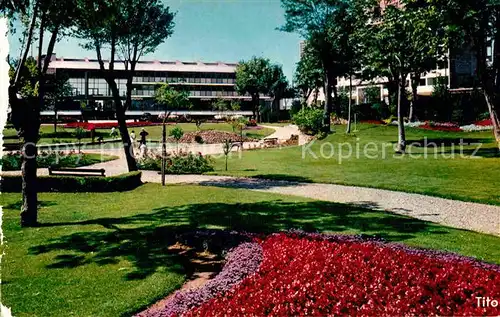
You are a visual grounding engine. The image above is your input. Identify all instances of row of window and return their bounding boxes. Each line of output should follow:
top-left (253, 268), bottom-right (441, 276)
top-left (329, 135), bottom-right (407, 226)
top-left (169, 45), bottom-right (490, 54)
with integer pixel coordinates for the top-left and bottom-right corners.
top-left (133, 72), bottom-right (235, 79)
top-left (131, 90), bottom-right (244, 97)
top-left (133, 77), bottom-right (236, 84)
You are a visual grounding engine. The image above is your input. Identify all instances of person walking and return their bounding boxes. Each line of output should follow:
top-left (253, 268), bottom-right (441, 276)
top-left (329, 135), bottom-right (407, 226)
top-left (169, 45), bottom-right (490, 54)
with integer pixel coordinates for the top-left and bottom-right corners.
top-left (130, 130), bottom-right (136, 148)
top-left (110, 126), bottom-right (117, 138)
top-left (139, 128), bottom-right (149, 145)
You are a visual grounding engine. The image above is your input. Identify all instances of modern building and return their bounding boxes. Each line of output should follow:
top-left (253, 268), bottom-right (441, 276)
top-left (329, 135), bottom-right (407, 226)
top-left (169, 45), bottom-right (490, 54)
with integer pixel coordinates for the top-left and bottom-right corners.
top-left (299, 41), bottom-right (306, 58)
top-left (306, 0), bottom-right (493, 106)
top-left (44, 54), bottom-right (271, 117)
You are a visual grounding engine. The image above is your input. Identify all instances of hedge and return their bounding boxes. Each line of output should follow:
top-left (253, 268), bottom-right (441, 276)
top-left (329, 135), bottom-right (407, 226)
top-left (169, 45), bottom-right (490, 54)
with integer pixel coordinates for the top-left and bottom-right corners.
top-left (1, 171), bottom-right (142, 193)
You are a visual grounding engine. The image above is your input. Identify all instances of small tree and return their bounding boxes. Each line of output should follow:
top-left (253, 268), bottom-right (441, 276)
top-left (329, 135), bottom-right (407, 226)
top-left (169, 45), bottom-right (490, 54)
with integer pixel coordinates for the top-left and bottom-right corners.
top-left (169, 126), bottom-right (184, 153)
top-left (222, 139), bottom-right (234, 171)
top-left (74, 127), bottom-right (85, 153)
top-left (235, 57), bottom-right (278, 122)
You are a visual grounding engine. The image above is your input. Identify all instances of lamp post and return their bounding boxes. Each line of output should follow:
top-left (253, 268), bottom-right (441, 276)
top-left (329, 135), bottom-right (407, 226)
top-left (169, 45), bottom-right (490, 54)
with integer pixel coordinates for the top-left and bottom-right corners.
top-left (161, 107), bottom-right (167, 186)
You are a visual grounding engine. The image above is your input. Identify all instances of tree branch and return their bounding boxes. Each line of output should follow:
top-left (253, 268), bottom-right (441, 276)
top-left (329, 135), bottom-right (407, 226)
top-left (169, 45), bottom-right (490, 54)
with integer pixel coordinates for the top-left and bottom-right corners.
top-left (14, 0), bottom-right (39, 87)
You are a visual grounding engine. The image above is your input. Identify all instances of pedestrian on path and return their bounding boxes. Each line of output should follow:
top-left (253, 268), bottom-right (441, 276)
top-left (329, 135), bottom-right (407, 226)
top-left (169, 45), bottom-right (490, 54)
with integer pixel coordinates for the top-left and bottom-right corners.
top-left (110, 127), bottom-right (117, 138)
top-left (130, 130), bottom-right (136, 147)
top-left (139, 128), bottom-right (149, 145)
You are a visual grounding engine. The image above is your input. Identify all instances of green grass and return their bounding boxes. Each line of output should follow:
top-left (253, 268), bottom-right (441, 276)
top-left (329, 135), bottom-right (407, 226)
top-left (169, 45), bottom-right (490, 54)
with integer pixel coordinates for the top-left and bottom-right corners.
top-left (0, 153), bottom-right (118, 171)
top-left (209, 124), bottom-right (500, 205)
top-left (260, 122), bottom-right (291, 127)
top-left (2, 125), bottom-right (112, 145)
top-left (2, 123), bottom-right (275, 145)
top-left (1, 184), bottom-right (500, 316)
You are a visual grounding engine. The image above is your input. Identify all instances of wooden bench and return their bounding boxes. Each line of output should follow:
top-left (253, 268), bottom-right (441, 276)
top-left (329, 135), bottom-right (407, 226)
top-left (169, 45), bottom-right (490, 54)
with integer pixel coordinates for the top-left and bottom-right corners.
top-left (263, 137), bottom-right (278, 146)
top-left (48, 167), bottom-right (106, 177)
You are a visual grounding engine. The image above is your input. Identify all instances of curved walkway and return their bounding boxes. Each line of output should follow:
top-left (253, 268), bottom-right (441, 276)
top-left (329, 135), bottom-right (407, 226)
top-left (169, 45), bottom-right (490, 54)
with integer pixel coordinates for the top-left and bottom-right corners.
top-left (149, 174), bottom-right (500, 237)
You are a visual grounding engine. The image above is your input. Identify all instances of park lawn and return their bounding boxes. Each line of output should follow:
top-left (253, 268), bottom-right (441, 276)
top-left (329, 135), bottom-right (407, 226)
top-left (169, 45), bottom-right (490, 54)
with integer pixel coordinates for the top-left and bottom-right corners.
top-left (125, 123), bottom-right (275, 141)
top-left (2, 123), bottom-right (275, 145)
top-left (0, 153), bottom-right (118, 171)
top-left (210, 124), bottom-right (500, 205)
top-left (1, 183), bottom-right (500, 317)
top-left (2, 125), bottom-right (112, 145)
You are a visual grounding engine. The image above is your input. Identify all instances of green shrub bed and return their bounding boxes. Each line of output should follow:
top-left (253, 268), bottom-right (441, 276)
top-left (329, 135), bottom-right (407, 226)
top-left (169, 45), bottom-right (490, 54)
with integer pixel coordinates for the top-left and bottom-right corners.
top-left (138, 151), bottom-right (214, 174)
top-left (1, 151), bottom-right (115, 171)
top-left (1, 171), bottom-right (142, 193)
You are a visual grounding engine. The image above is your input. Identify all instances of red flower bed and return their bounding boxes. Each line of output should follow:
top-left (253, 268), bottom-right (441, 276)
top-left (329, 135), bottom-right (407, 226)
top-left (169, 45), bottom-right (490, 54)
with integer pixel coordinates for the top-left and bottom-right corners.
top-left (188, 233), bottom-right (500, 316)
top-left (360, 120), bottom-right (386, 125)
top-left (475, 119), bottom-right (493, 126)
top-left (420, 123), bottom-right (462, 132)
top-left (64, 121), bottom-right (159, 130)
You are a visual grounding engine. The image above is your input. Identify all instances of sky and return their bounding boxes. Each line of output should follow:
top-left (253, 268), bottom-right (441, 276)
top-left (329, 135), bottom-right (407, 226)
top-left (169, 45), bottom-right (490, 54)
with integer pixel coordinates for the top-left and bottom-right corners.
top-left (8, 0), bottom-right (302, 82)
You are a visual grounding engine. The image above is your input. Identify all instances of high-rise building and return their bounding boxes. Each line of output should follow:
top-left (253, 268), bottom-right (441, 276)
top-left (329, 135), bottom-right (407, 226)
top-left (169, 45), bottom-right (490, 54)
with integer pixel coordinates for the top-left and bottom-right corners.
top-left (299, 41), bottom-right (306, 58)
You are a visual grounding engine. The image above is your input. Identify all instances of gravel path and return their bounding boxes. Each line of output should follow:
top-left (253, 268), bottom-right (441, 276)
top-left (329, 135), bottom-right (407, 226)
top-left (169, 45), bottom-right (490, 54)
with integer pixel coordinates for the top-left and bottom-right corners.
top-left (141, 174), bottom-right (499, 237)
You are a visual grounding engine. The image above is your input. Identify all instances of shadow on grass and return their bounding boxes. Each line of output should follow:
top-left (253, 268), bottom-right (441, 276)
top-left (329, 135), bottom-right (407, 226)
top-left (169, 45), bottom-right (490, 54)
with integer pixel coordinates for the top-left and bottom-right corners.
top-left (4, 200), bottom-right (57, 210)
top-left (30, 200), bottom-right (448, 280)
top-left (407, 138), bottom-right (493, 147)
top-left (250, 174), bottom-right (313, 183)
top-left (196, 176), bottom-right (311, 190)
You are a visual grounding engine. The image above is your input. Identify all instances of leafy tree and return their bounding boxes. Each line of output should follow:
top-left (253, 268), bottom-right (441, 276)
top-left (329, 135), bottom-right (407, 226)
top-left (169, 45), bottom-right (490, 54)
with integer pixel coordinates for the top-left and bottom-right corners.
top-left (266, 64), bottom-right (289, 122)
top-left (74, 127), bottom-right (85, 153)
top-left (281, 0), bottom-right (364, 133)
top-left (235, 57), bottom-right (273, 122)
top-left (154, 83), bottom-right (191, 185)
top-left (155, 83), bottom-right (192, 119)
top-left (294, 43), bottom-right (324, 105)
top-left (74, 0), bottom-right (176, 171)
top-left (222, 139), bottom-right (235, 171)
top-left (6, 0), bottom-right (78, 227)
top-left (430, 0), bottom-right (500, 148)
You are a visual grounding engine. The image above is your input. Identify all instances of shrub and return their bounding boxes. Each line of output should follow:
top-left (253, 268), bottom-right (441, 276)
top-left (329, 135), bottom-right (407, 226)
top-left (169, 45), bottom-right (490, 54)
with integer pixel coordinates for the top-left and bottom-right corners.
top-left (169, 126), bottom-right (184, 142)
top-left (1, 151), bottom-right (108, 171)
top-left (194, 135), bottom-right (204, 144)
top-left (247, 119), bottom-right (257, 127)
top-left (1, 171), bottom-right (142, 193)
top-left (137, 150), bottom-right (214, 174)
top-left (292, 108), bottom-right (324, 135)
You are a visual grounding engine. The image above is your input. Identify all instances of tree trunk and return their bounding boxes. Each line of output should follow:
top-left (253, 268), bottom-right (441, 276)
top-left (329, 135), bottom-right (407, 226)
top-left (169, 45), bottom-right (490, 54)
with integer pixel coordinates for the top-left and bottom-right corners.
top-left (483, 91), bottom-right (500, 148)
top-left (397, 78), bottom-right (407, 153)
top-left (323, 71), bottom-right (332, 133)
top-left (54, 107), bottom-right (57, 133)
top-left (332, 77), bottom-right (340, 117)
top-left (109, 79), bottom-right (137, 171)
top-left (21, 136), bottom-right (38, 227)
top-left (252, 94), bottom-right (260, 123)
top-left (116, 102), bottom-right (137, 171)
top-left (346, 74), bottom-right (352, 134)
top-left (409, 73), bottom-right (419, 122)
top-left (313, 88), bottom-right (319, 105)
top-left (14, 95), bottom-right (41, 227)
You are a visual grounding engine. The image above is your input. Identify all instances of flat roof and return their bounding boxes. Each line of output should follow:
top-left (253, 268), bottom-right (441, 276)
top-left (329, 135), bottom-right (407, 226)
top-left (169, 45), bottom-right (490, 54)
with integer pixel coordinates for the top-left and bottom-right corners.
top-left (48, 58), bottom-right (239, 73)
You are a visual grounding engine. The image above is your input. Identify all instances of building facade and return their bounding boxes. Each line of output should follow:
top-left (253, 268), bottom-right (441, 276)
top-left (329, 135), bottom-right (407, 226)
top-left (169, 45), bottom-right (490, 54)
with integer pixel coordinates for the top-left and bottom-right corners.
top-left (46, 54), bottom-right (270, 116)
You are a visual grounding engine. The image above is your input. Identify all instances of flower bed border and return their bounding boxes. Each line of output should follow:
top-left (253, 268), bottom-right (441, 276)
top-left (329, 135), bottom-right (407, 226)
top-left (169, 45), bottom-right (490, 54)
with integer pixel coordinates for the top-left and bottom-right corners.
top-left (138, 240), bottom-right (263, 317)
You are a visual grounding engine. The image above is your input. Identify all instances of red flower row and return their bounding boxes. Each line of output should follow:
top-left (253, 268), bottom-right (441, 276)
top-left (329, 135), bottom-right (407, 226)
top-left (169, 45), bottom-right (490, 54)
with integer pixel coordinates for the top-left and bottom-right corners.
top-left (420, 123), bottom-right (462, 132)
top-left (187, 234), bottom-right (500, 316)
top-left (360, 120), bottom-right (386, 125)
top-left (475, 119), bottom-right (493, 126)
top-left (63, 121), bottom-right (159, 130)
